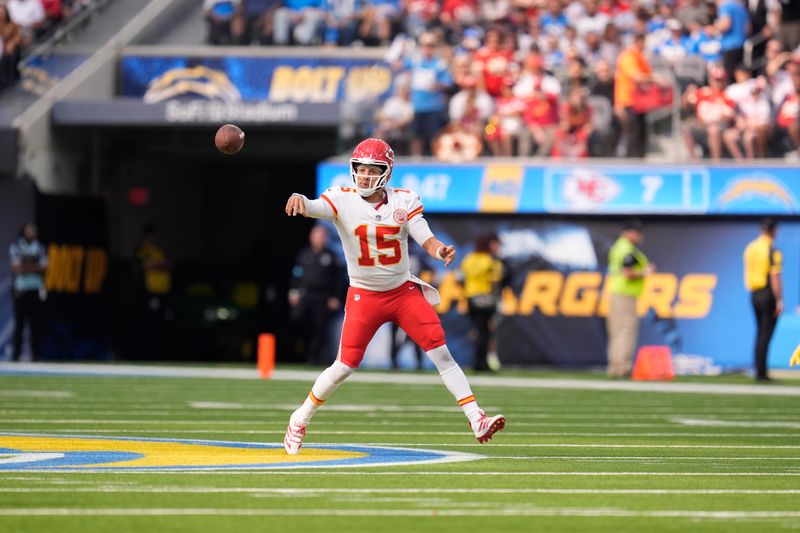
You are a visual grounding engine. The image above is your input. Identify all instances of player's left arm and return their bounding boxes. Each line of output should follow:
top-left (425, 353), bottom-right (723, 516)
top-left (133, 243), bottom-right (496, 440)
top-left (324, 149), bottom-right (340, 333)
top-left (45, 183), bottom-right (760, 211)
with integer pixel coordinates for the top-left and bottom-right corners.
top-left (407, 216), bottom-right (455, 267)
top-left (422, 237), bottom-right (456, 267)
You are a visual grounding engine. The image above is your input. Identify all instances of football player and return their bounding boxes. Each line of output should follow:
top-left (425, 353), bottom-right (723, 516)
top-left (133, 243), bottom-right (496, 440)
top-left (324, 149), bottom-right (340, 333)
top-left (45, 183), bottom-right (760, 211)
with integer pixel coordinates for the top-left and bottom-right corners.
top-left (283, 138), bottom-right (505, 454)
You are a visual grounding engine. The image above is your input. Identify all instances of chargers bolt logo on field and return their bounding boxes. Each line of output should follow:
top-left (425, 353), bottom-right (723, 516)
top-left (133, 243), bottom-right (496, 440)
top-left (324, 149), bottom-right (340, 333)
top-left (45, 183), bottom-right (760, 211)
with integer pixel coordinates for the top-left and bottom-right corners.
top-left (0, 434), bottom-right (480, 471)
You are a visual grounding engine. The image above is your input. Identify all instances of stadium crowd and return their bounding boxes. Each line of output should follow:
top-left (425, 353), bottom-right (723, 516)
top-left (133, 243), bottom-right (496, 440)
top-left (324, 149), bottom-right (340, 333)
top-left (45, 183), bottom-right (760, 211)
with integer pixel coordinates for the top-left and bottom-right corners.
top-left (205, 0), bottom-right (800, 160)
top-left (0, 0), bottom-right (101, 89)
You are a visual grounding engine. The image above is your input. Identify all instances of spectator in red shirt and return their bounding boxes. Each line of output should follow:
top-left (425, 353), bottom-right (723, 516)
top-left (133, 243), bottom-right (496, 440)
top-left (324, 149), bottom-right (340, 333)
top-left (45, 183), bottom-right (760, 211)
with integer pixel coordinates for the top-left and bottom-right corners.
top-left (682, 67), bottom-right (736, 160)
top-left (440, 0), bottom-right (479, 43)
top-left (485, 76), bottom-right (525, 156)
top-left (523, 78), bottom-right (560, 156)
top-left (514, 51), bottom-right (561, 99)
top-left (776, 71), bottom-right (800, 157)
top-left (551, 86), bottom-right (593, 158)
top-left (40, 0), bottom-right (62, 31)
top-left (474, 26), bottom-right (516, 97)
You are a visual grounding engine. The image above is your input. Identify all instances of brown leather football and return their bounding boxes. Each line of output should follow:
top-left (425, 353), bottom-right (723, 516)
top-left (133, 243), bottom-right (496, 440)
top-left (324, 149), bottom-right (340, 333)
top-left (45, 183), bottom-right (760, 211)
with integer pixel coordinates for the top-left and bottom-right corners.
top-left (215, 124), bottom-right (245, 155)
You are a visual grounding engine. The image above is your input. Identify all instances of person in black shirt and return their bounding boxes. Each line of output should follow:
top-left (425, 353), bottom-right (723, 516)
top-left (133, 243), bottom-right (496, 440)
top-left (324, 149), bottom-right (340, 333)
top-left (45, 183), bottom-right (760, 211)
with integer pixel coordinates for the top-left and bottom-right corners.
top-left (288, 225), bottom-right (345, 365)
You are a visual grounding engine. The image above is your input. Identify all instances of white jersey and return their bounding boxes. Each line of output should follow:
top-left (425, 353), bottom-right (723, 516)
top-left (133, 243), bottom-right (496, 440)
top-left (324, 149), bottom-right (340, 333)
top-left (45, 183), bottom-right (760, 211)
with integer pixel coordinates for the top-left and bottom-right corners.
top-left (303, 186), bottom-right (435, 292)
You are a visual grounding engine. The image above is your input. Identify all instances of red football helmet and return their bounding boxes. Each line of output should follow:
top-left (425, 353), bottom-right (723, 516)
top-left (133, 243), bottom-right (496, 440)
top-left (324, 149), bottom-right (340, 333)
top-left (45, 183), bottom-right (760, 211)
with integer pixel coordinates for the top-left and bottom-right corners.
top-left (350, 138), bottom-right (395, 197)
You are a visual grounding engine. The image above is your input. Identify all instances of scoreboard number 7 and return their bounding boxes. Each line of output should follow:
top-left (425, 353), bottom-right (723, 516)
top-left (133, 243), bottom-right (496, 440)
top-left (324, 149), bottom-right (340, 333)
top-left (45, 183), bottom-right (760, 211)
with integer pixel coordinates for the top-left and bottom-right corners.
top-left (641, 175), bottom-right (663, 204)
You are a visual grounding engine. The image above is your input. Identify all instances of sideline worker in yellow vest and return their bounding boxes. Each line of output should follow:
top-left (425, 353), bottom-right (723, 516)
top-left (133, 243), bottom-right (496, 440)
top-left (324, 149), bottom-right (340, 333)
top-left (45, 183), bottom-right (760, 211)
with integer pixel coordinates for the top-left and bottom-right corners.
top-left (460, 234), bottom-right (503, 372)
top-left (606, 219), bottom-right (654, 378)
top-left (743, 218), bottom-right (783, 382)
top-left (135, 223), bottom-right (172, 357)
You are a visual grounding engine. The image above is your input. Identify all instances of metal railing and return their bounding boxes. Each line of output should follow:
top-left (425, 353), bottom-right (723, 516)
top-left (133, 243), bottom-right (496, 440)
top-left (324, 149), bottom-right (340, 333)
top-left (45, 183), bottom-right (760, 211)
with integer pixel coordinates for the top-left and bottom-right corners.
top-left (645, 63), bottom-right (684, 161)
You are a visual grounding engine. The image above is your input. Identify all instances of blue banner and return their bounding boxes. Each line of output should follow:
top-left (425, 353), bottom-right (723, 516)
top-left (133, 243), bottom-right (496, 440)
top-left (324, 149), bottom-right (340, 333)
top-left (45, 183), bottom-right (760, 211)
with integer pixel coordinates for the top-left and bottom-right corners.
top-left (317, 162), bottom-right (800, 215)
top-left (120, 55), bottom-right (393, 104)
top-left (337, 217), bottom-right (799, 373)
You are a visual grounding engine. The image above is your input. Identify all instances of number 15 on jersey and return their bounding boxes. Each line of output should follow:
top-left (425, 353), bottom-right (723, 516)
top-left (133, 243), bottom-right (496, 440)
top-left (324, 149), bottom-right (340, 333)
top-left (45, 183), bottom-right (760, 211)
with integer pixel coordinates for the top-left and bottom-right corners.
top-left (354, 225), bottom-right (402, 266)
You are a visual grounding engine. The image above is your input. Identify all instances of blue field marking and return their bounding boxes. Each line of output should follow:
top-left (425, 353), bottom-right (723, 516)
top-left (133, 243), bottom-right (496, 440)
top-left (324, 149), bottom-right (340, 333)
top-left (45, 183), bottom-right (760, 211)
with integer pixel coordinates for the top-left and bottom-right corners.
top-left (0, 433), bottom-right (482, 471)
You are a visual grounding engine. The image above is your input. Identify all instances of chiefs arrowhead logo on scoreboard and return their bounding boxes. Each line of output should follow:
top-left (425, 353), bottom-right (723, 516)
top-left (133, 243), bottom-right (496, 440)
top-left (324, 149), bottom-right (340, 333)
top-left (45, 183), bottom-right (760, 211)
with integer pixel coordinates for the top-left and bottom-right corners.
top-left (562, 169), bottom-right (621, 210)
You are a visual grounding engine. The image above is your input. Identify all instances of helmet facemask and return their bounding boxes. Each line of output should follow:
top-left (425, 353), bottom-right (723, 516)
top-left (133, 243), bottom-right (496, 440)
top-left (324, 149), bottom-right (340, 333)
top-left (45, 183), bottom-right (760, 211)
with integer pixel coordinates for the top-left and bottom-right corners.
top-left (350, 160), bottom-right (391, 197)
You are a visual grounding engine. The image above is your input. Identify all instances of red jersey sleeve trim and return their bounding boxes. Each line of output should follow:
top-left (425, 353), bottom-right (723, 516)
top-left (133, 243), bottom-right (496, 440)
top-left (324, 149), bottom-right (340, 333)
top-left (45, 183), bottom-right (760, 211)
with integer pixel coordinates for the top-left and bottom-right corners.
top-left (320, 194), bottom-right (338, 217)
top-left (408, 205), bottom-right (424, 220)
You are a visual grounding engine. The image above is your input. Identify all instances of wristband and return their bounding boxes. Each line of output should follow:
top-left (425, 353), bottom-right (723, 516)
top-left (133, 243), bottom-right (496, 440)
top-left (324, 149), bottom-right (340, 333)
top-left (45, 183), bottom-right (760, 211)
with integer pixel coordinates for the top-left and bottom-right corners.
top-left (436, 246), bottom-right (447, 259)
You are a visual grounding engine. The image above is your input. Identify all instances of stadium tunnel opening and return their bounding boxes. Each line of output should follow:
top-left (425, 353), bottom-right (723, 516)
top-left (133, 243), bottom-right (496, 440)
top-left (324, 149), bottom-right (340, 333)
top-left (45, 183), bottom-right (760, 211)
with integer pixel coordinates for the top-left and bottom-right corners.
top-left (49, 123), bottom-right (340, 363)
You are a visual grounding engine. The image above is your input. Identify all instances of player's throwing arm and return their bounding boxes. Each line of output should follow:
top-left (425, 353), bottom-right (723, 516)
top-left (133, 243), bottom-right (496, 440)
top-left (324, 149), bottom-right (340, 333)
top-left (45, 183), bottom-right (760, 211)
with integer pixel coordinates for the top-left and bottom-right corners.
top-left (285, 194), bottom-right (307, 217)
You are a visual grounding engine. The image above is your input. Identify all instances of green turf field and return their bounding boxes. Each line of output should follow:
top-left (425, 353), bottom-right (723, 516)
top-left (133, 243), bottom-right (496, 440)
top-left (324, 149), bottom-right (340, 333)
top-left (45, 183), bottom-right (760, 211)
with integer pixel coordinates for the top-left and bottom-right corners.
top-left (0, 367), bottom-right (799, 532)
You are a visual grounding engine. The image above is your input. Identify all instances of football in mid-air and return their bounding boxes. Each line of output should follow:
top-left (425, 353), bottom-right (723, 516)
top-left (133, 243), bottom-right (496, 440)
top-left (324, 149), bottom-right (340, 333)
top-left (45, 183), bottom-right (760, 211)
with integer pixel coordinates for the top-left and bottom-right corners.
top-left (215, 124), bottom-right (245, 155)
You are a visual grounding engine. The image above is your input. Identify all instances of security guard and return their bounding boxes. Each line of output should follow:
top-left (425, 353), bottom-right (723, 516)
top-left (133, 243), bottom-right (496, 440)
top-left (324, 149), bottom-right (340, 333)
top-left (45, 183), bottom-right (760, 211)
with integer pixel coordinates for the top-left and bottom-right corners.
top-left (9, 223), bottom-right (48, 361)
top-left (743, 218), bottom-right (783, 382)
top-left (606, 219), bottom-right (654, 378)
top-left (289, 225), bottom-right (345, 365)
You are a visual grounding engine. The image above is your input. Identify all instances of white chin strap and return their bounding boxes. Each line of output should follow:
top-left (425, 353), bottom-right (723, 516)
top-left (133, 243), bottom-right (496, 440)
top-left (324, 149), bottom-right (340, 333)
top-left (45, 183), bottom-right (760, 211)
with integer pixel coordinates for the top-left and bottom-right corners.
top-left (357, 184), bottom-right (382, 197)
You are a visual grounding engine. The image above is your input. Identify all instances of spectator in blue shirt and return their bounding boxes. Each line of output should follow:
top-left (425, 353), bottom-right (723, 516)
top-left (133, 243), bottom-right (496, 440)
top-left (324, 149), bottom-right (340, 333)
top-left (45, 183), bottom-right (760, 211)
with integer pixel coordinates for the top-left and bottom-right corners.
top-left (9, 223), bottom-right (47, 361)
top-left (273, 0), bottom-right (326, 45)
top-left (688, 16), bottom-right (723, 64)
top-left (654, 19), bottom-right (692, 67)
top-left (540, 0), bottom-right (568, 38)
top-left (322, 0), bottom-right (362, 46)
top-left (716, 0), bottom-right (750, 79)
top-left (400, 32), bottom-right (453, 155)
top-left (204, 0), bottom-right (242, 45)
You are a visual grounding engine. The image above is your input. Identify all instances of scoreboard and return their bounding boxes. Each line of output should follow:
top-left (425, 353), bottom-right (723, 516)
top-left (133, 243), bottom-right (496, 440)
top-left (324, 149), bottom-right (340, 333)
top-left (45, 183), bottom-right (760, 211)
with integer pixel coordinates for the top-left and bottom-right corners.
top-left (318, 161), bottom-right (800, 216)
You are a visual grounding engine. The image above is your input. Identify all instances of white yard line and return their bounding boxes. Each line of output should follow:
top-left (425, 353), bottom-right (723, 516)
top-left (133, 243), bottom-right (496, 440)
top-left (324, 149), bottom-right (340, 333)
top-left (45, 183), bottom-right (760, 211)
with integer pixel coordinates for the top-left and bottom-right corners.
top-left (0, 390), bottom-right (74, 398)
top-left (0, 508), bottom-right (798, 519)
top-left (0, 422), bottom-right (703, 429)
top-left (674, 418), bottom-right (800, 429)
top-left (3, 362), bottom-right (800, 397)
top-left (0, 487), bottom-right (798, 495)
top-left (2, 430), bottom-right (800, 446)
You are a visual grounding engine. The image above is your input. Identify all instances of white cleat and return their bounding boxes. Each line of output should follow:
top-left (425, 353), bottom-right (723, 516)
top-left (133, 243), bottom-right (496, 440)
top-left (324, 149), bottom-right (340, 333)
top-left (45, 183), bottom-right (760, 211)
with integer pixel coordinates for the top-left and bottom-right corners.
top-left (283, 419), bottom-right (307, 455)
top-left (471, 412), bottom-right (505, 444)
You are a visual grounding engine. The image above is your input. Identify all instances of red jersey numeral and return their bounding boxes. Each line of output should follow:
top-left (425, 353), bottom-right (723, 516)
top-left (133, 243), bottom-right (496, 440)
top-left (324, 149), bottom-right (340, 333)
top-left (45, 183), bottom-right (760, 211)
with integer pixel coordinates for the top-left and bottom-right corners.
top-left (354, 225), bottom-right (402, 266)
top-left (354, 225), bottom-right (373, 266)
top-left (340, 186), bottom-right (357, 193)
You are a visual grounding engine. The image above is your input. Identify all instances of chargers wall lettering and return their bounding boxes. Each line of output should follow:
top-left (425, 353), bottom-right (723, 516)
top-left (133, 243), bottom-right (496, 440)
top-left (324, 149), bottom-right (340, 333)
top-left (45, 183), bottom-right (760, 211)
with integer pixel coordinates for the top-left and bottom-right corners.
top-left (435, 271), bottom-right (717, 319)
